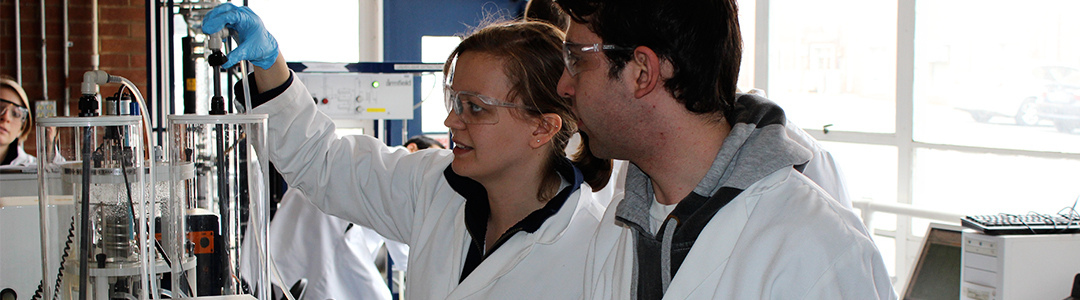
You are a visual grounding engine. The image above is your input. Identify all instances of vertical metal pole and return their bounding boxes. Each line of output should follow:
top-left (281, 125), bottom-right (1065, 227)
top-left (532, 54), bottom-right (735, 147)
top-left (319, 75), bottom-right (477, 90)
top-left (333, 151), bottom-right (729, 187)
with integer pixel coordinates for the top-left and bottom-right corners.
top-left (156, 0), bottom-right (168, 146)
top-left (78, 128), bottom-right (93, 300)
top-left (40, 0), bottom-right (48, 101)
top-left (214, 122), bottom-right (230, 294)
top-left (145, 2), bottom-right (162, 296)
top-left (167, 0), bottom-right (177, 115)
top-left (63, 0), bottom-right (71, 115)
top-left (92, 0), bottom-right (99, 70)
top-left (15, 0), bottom-right (23, 84)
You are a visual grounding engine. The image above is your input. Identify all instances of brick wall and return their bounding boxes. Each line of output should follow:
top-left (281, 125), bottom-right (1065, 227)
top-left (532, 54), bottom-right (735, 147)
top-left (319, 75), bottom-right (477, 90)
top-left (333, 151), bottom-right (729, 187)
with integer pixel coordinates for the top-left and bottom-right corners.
top-left (1, 0), bottom-right (146, 155)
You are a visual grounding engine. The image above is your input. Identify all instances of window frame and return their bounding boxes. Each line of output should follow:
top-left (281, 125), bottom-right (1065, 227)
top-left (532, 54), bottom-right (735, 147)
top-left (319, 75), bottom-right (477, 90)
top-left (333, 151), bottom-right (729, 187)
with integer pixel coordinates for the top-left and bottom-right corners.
top-left (751, 0), bottom-right (1080, 290)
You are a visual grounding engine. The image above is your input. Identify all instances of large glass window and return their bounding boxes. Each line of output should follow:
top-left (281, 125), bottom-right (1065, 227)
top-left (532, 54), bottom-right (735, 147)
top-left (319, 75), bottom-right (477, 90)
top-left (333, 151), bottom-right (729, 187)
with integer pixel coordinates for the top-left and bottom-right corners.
top-left (913, 149), bottom-right (1080, 215)
top-left (420, 36), bottom-right (462, 134)
top-left (762, 0), bottom-right (1080, 285)
top-left (768, 0), bottom-right (897, 133)
top-left (821, 141), bottom-right (899, 232)
top-left (822, 141), bottom-right (899, 204)
top-left (248, 0), bottom-right (360, 62)
top-left (736, 0), bottom-right (756, 93)
top-left (914, 0), bottom-right (1080, 153)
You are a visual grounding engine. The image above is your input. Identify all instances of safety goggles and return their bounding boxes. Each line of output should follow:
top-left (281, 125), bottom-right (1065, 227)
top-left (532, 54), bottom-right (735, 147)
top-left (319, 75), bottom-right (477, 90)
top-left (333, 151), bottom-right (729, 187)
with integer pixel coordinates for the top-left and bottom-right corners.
top-left (0, 99), bottom-right (28, 123)
top-left (444, 85), bottom-right (540, 125)
top-left (562, 42), bottom-right (634, 77)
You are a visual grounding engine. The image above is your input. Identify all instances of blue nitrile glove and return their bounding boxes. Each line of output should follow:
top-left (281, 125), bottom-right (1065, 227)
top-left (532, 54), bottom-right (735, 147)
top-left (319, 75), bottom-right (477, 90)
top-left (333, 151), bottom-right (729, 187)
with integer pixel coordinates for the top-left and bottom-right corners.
top-left (201, 3), bottom-right (279, 69)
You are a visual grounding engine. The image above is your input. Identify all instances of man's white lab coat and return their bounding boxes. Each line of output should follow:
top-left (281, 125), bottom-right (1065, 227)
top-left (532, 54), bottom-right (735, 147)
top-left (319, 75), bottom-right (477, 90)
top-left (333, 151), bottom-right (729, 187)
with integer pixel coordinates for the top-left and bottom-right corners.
top-left (580, 93), bottom-right (894, 299)
top-left (582, 168), bottom-right (895, 299)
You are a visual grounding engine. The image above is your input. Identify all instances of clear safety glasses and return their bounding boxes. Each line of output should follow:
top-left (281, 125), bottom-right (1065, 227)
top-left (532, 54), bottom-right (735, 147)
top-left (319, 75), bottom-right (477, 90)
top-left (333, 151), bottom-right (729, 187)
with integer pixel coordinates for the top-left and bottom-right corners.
top-left (444, 85), bottom-right (539, 125)
top-left (562, 42), bottom-right (634, 77)
top-left (0, 99), bottom-right (28, 123)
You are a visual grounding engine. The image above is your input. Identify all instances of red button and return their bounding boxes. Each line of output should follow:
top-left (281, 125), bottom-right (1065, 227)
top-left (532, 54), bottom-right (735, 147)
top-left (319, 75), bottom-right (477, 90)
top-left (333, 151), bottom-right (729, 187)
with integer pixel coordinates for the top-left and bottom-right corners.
top-left (322, 98), bottom-right (329, 104)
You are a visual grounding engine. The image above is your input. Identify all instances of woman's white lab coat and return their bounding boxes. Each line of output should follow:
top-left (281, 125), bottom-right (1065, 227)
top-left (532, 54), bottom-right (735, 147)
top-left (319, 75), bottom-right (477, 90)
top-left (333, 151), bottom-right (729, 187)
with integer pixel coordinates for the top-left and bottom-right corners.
top-left (252, 77), bottom-right (605, 300)
top-left (1, 144), bottom-right (36, 174)
top-left (1, 144), bottom-right (36, 167)
top-left (582, 167), bottom-right (895, 299)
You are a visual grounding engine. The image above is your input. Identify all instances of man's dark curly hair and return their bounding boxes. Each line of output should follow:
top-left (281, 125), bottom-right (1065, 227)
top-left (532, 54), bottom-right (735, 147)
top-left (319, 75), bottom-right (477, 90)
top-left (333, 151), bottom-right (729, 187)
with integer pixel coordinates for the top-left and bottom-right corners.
top-left (554, 0), bottom-right (742, 117)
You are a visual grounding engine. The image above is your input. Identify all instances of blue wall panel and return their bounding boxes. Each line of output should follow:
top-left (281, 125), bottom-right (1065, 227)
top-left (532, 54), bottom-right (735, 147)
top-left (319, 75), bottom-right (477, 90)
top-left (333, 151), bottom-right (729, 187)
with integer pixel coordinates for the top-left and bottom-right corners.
top-left (382, 0), bottom-right (526, 146)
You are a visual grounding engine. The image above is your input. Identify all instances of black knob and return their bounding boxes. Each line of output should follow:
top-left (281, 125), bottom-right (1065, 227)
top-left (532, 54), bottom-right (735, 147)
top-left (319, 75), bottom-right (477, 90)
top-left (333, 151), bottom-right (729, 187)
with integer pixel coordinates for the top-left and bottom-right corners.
top-left (209, 95), bottom-right (227, 115)
top-left (78, 94), bottom-right (99, 117)
top-left (208, 51), bottom-right (228, 67)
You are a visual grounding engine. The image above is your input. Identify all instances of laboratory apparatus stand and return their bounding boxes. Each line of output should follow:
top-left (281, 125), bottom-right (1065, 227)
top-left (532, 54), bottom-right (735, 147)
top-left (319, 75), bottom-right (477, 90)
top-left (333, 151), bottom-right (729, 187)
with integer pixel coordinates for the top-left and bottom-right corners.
top-left (36, 116), bottom-right (157, 300)
top-left (167, 114), bottom-right (270, 300)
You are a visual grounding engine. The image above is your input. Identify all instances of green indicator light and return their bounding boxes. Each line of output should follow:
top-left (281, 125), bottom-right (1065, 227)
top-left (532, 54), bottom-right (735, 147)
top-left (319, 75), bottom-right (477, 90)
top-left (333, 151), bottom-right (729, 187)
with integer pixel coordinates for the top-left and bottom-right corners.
top-left (372, 81), bottom-right (380, 88)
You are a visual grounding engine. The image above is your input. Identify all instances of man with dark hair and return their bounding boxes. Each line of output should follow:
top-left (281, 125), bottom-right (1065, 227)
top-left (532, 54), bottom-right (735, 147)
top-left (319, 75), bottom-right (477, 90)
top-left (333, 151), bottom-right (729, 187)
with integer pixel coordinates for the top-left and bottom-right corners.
top-left (554, 0), bottom-right (896, 298)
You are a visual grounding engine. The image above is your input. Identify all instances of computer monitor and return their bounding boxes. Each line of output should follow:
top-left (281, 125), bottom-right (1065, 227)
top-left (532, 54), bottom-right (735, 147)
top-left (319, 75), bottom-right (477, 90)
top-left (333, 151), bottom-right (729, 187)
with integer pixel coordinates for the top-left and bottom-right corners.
top-left (903, 223), bottom-right (963, 300)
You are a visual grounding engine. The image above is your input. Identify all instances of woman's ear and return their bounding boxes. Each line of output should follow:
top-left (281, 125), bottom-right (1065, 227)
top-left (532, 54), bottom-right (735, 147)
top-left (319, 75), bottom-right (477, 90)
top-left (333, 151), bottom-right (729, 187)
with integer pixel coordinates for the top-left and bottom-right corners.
top-left (532, 113), bottom-right (563, 148)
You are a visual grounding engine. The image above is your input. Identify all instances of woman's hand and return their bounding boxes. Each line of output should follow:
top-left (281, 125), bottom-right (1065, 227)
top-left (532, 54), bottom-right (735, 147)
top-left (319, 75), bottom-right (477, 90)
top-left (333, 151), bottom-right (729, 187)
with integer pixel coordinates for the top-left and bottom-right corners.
top-left (201, 3), bottom-right (279, 70)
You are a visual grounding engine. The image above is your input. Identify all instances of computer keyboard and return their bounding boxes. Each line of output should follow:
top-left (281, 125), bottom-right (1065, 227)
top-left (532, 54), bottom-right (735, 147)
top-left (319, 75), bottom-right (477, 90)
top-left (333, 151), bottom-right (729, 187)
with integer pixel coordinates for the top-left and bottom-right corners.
top-left (962, 213), bottom-right (1080, 235)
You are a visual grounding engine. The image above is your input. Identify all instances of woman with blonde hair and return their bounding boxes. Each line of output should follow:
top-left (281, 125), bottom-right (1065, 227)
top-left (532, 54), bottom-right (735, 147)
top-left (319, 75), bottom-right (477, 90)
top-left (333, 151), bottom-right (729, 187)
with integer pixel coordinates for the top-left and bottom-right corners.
top-left (0, 76), bottom-right (36, 167)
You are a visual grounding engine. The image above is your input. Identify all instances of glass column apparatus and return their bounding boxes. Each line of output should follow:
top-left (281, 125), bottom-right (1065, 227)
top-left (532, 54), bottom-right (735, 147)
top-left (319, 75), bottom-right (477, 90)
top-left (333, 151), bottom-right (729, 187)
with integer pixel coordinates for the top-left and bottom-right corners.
top-left (167, 114), bottom-right (269, 300)
top-left (36, 116), bottom-right (156, 300)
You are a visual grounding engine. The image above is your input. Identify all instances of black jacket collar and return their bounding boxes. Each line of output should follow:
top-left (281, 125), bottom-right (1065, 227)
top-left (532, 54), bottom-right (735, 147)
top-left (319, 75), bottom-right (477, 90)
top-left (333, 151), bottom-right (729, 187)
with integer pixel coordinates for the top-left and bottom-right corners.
top-left (2, 139), bottom-right (19, 165)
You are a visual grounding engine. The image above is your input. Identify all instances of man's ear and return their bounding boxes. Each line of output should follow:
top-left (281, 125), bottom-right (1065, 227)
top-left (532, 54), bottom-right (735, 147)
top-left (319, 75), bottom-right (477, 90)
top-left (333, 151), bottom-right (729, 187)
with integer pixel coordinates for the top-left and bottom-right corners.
top-left (406, 143), bottom-right (419, 153)
top-left (531, 113), bottom-right (563, 148)
top-left (630, 46), bottom-right (664, 99)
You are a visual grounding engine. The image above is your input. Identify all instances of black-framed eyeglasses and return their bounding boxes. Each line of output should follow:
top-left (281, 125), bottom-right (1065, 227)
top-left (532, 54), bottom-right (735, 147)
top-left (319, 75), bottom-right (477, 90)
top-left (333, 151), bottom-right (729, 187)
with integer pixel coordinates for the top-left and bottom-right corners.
top-left (562, 42), bottom-right (634, 77)
top-left (444, 85), bottom-right (540, 125)
top-left (0, 99), bottom-right (28, 123)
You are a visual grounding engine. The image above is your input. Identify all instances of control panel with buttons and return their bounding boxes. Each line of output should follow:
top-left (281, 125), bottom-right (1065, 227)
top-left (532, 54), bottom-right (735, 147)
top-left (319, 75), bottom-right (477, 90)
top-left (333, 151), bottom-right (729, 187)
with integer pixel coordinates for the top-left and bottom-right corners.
top-left (296, 72), bottom-right (415, 120)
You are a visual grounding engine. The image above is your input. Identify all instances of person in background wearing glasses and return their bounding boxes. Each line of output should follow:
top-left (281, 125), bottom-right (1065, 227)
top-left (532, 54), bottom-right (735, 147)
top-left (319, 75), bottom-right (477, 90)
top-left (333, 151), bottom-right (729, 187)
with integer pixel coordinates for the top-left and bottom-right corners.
top-left (0, 76), bottom-right (36, 167)
top-left (202, 4), bottom-right (612, 299)
top-left (553, 0), bottom-right (896, 299)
